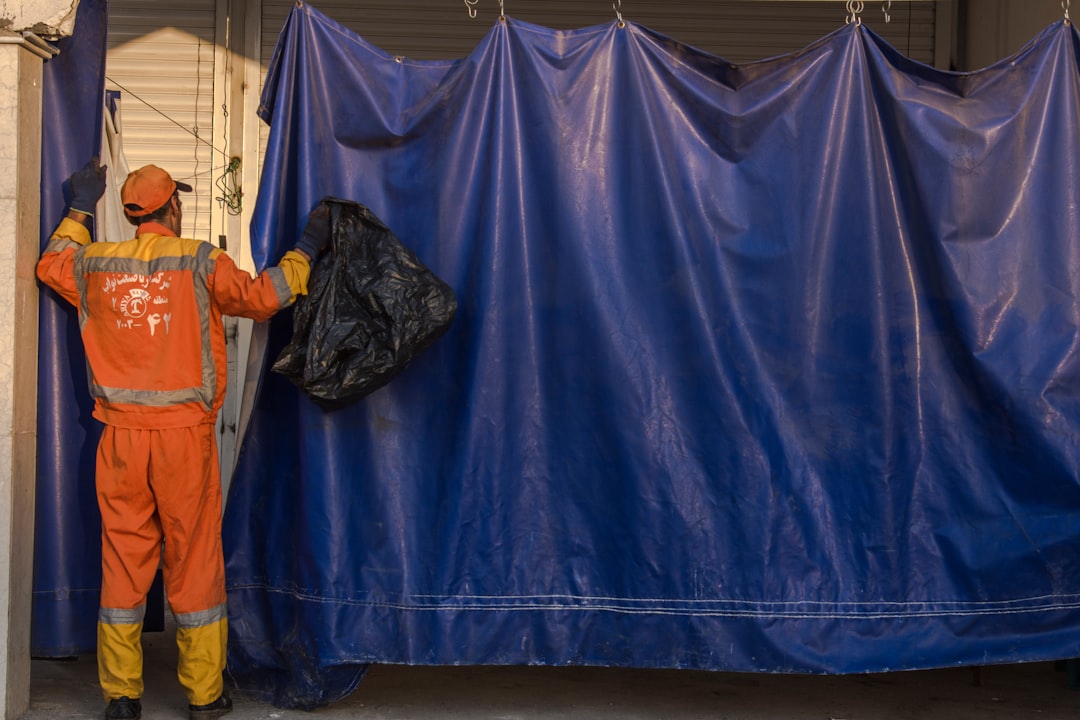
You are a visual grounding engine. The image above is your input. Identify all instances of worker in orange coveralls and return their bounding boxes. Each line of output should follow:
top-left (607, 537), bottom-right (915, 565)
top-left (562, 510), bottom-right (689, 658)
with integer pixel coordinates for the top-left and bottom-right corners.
top-left (37, 159), bottom-right (330, 720)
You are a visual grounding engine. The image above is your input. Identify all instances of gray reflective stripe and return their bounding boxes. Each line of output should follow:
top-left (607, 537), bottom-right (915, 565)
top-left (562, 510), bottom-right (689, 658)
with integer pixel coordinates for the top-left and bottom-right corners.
top-left (174, 603), bottom-right (227, 629)
top-left (99, 604), bottom-right (146, 625)
top-left (93, 385), bottom-right (213, 407)
top-left (75, 251), bottom-right (207, 281)
top-left (267, 266), bottom-right (294, 307)
top-left (43, 237), bottom-right (82, 254)
top-left (73, 243), bottom-right (218, 409)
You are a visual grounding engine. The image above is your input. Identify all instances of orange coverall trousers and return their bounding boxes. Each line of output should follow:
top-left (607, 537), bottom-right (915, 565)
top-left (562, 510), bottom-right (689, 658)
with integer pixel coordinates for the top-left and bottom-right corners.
top-left (95, 423), bottom-right (227, 706)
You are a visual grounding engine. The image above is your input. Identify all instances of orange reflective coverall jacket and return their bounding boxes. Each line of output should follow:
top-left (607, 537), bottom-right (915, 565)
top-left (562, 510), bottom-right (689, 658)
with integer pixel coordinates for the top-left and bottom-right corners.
top-left (37, 216), bottom-right (310, 705)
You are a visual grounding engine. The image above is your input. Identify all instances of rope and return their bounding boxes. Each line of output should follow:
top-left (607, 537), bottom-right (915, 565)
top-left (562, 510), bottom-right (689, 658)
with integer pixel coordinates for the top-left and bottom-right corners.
top-left (103, 77), bottom-right (229, 162)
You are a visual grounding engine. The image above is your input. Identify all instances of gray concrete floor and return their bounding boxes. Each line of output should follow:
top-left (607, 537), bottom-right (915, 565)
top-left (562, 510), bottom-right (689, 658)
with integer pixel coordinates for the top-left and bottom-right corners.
top-left (24, 621), bottom-right (1080, 719)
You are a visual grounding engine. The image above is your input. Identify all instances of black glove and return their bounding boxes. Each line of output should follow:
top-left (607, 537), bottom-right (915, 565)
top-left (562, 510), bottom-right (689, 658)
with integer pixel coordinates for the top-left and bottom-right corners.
top-left (69, 157), bottom-right (107, 216)
top-left (295, 204), bottom-right (332, 260)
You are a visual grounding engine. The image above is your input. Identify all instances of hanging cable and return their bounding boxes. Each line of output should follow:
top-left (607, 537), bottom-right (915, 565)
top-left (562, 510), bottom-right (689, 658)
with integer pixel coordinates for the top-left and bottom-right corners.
top-left (614, 0), bottom-right (624, 27)
top-left (221, 6), bottom-right (231, 159)
top-left (464, 0), bottom-right (478, 18)
top-left (216, 157), bottom-right (242, 215)
top-left (217, 0), bottom-right (241, 216)
top-left (193, 36), bottom-right (204, 238)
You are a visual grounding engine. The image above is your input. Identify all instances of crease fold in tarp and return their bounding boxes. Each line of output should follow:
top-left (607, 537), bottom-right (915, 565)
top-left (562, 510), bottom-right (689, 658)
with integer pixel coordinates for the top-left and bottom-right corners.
top-left (223, 2), bottom-right (1080, 709)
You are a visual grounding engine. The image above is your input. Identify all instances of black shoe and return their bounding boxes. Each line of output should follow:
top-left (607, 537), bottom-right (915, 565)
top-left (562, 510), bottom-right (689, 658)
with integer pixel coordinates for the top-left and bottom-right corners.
top-left (189, 694), bottom-right (232, 720)
top-left (104, 696), bottom-right (141, 720)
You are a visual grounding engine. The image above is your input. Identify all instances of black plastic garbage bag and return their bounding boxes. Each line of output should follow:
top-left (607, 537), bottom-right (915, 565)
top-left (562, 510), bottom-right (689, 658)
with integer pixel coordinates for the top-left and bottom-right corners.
top-left (272, 197), bottom-right (457, 409)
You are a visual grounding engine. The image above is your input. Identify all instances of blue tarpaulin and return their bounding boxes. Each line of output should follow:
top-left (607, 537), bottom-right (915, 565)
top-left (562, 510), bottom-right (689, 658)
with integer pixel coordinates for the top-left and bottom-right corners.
top-left (224, 3), bottom-right (1080, 708)
top-left (33, 0), bottom-right (108, 658)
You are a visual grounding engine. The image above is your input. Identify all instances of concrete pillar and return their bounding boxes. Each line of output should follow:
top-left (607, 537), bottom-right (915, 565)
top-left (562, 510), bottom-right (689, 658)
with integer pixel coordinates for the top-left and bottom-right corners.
top-left (0, 30), bottom-right (56, 720)
top-left (0, 4), bottom-right (86, 715)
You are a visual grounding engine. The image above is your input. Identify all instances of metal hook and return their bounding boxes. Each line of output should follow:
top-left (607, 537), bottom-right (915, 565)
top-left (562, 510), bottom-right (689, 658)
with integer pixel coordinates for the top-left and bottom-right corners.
top-left (1065, 0), bottom-right (1072, 24)
top-left (499, 0), bottom-right (505, 19)
top-left (882, 0), bottom-right (891, 24)
top-left (614, 0), bottom-right (624, 27)
top-left (464, 0), bottom-right (478, 18)
top-left (845, 0), bottom-right (864, 26)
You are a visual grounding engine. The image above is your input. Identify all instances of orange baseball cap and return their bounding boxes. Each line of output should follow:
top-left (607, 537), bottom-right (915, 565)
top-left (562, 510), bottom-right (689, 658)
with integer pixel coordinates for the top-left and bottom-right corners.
top-left (121, 165), bottom-right (193, 217)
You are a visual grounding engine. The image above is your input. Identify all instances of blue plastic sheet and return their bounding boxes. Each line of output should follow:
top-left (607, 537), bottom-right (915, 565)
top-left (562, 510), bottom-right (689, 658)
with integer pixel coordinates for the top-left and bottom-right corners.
top-left (224, 3), bottom-right (1080, 708)
top-left (32, 0), bottom-right (108, 657)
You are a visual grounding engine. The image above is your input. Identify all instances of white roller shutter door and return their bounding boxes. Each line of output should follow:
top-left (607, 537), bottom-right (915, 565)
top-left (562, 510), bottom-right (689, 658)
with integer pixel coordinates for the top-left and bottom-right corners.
top-left (106, 0), bottom-right (225, 246)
